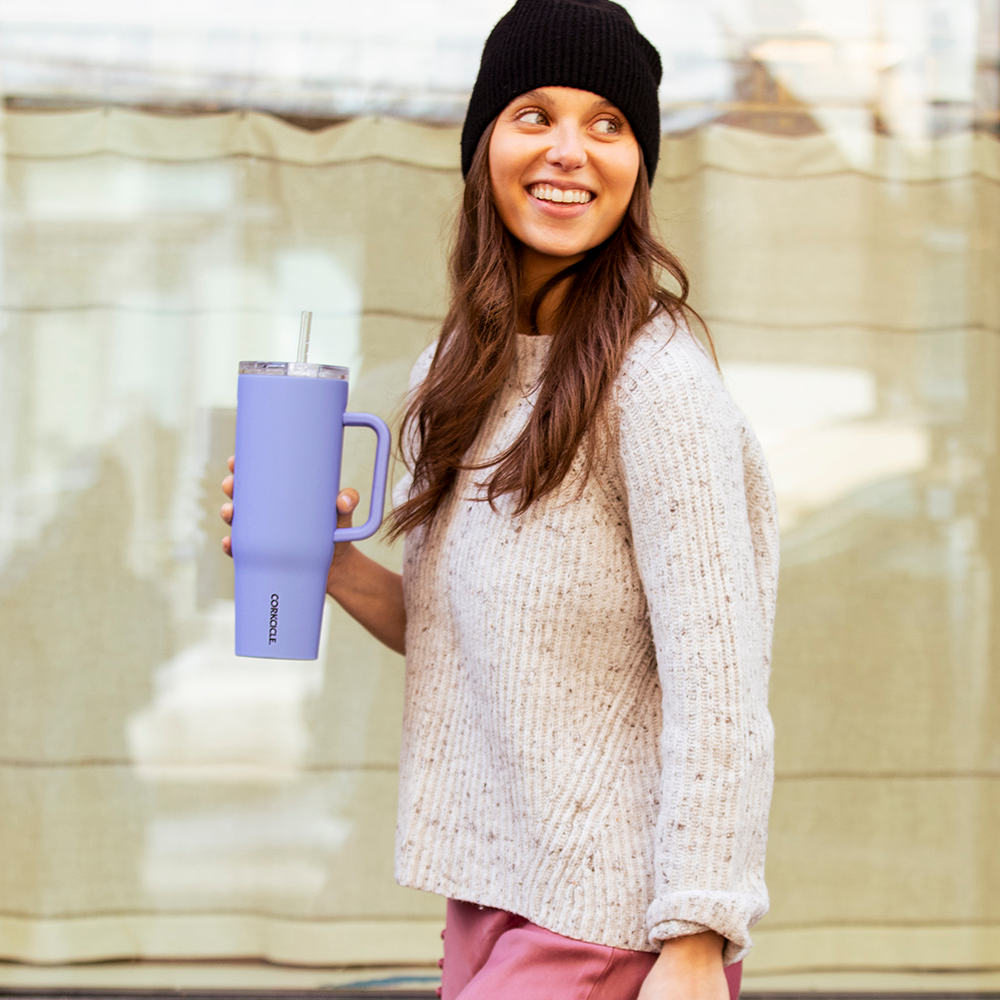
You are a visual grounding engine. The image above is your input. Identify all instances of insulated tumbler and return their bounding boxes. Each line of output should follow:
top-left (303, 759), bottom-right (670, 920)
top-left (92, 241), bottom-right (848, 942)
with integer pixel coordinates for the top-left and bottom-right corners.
top-left (231, 361), bottom-right (391, 659)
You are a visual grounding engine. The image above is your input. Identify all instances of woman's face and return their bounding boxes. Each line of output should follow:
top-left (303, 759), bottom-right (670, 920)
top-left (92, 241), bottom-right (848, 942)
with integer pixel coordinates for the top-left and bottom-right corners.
top-left (488, 86), bottom-right (641, 285)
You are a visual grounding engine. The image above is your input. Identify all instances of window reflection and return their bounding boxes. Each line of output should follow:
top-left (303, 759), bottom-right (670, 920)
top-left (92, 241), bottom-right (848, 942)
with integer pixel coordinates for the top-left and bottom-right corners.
top-left (127, 603), bottom-right (327, 781)
top-left (723, 361), bottom-right (930, 531)
top-left (0, 0), bottom-right (997, 991)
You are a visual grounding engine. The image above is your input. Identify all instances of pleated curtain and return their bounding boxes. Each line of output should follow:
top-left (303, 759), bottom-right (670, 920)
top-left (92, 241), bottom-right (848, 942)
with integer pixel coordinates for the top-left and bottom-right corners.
top-left (0, 107), bottom-right (997, 978)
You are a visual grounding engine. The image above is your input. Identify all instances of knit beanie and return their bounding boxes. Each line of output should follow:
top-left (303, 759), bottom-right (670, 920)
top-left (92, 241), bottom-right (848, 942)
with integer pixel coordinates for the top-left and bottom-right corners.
top-left (461, 0), bottom-right (663, 181)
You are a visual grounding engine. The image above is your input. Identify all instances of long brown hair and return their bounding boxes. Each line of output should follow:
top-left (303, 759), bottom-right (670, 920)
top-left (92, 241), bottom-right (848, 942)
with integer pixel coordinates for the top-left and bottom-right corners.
top-left (389, 122), bottom-right (706, 539)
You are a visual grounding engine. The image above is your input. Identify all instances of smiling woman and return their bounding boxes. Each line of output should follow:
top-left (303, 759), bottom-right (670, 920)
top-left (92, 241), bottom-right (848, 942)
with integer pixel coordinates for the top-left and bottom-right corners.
top-left (224, 2), bottom-right (779, 999)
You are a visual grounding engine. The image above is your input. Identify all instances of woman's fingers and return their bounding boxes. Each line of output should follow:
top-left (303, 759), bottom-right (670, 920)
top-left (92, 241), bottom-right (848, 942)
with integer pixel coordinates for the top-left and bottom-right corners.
top-left (221, 457), bottom-right (236, 557)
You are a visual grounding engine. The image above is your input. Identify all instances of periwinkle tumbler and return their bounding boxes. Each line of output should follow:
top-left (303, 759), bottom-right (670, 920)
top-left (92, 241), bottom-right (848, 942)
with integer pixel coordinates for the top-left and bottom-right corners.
top-left (231, 361), bottom-right (391, 659)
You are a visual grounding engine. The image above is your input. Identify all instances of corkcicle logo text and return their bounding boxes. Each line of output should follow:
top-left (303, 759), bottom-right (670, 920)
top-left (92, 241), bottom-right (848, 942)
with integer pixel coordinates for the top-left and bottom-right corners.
top-left (269, 594), bottom-right (279, 644)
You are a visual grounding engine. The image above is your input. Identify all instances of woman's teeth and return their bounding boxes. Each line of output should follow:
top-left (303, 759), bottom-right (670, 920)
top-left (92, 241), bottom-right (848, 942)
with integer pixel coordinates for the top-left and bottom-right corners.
top-left (529, 185), bottom-right (593, 204)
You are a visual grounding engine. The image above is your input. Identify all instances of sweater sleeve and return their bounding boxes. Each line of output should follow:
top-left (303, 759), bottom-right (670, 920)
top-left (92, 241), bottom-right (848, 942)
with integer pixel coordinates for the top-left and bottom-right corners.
top-left (616, 324), bottom-right (779, 965)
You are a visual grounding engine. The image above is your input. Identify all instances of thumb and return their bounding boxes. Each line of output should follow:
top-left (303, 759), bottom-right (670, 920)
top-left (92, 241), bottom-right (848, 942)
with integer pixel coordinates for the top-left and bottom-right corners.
top-left (336, 488), bottom-right (360, 529)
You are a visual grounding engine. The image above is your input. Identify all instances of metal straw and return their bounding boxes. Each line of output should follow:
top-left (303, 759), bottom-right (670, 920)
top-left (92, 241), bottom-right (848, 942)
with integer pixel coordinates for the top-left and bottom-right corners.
top-left (296, 310), bottom-right (313, 363)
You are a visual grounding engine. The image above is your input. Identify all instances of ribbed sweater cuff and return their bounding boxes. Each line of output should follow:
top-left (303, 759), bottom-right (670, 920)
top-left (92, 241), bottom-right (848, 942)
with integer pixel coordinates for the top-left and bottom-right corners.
top-left (647, 891), bottom-right (768, 965)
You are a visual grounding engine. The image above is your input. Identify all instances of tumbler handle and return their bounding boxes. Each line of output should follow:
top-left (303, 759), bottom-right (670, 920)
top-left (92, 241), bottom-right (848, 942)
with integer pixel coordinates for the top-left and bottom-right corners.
top-left (334, 412), bottom-right (392, 543)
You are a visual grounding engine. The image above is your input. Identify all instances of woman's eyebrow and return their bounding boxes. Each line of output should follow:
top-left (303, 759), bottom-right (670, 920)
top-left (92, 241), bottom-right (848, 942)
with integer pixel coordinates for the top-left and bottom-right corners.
top-left (512, 91), bottom-right (620, 114)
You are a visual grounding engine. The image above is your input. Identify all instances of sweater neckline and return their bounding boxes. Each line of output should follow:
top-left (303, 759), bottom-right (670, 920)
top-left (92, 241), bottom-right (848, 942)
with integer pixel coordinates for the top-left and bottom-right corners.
top-left (512, 332), bottom-right (550, 394)
top-left (516, 332), bottom-right (552, 353)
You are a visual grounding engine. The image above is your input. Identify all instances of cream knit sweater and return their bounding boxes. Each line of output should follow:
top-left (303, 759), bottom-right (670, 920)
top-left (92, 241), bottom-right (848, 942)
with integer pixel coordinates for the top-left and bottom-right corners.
top-left (393, 313), bottom-right (779, 963)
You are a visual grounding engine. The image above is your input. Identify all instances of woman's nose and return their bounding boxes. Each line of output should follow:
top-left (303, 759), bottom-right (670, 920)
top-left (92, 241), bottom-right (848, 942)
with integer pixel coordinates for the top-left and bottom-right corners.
top-left (545, 123), bottom-right (587, 170)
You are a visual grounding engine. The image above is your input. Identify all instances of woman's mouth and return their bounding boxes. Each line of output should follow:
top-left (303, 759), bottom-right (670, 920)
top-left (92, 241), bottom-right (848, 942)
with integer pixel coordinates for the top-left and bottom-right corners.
top-left (527, 184), bottom-right (594, 205)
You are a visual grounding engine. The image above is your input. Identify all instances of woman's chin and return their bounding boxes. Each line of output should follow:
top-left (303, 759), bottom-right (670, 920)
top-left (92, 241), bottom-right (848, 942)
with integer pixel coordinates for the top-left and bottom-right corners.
top-left (519, 238), bottom-right (593, 267)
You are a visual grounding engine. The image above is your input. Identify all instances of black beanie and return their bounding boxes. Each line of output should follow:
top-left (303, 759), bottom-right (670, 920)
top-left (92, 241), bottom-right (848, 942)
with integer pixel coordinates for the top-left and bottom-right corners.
top-left (461, 0), bottom-right (663, 181)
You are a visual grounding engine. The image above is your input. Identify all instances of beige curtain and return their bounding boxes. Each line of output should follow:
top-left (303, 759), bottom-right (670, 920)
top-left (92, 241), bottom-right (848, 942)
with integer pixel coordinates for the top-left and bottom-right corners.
top-left (0, 108), bottom-right (997, 987)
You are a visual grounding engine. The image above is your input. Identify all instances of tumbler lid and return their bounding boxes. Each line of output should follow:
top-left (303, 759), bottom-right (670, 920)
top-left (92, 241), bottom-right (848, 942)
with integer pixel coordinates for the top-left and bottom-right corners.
top-left (239, 361), bottom-right (348, 380)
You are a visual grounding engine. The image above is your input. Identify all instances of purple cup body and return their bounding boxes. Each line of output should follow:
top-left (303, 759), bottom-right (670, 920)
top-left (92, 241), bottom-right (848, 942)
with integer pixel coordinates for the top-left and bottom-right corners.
top-left (231, 362), bottom-right (390, 659)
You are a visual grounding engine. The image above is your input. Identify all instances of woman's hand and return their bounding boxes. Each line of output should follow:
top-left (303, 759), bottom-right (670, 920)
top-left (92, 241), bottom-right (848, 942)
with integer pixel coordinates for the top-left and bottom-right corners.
top-left (637, 932), bottom-right (729, 1000)
top-left (220, 456), bottom-right (407, 654)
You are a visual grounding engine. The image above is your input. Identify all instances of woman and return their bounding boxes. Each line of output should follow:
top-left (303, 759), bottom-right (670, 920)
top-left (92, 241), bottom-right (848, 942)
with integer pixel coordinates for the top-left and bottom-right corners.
top-left (223, 1), bottom-right (778, 997)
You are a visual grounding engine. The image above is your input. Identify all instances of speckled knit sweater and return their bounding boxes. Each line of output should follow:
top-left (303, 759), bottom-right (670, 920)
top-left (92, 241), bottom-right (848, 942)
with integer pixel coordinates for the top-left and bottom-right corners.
top-left (393, 313), bottom-right (779, 964)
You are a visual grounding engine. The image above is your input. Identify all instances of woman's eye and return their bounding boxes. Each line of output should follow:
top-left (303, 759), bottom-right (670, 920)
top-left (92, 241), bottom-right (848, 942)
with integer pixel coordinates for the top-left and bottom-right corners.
top-left (516, 110), bottom-right (548, 126)
top-left (593, 118), bottom-right (623, 135)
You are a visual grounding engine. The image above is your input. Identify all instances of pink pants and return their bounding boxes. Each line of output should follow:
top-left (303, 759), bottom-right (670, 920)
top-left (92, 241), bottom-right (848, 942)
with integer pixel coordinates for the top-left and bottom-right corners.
top-left (439, 899), bottom-right (742, 1000)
